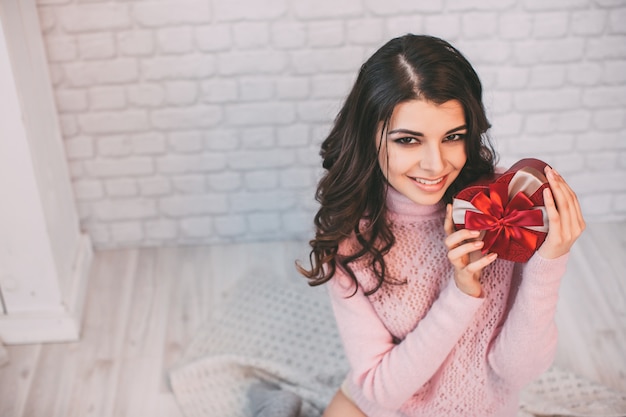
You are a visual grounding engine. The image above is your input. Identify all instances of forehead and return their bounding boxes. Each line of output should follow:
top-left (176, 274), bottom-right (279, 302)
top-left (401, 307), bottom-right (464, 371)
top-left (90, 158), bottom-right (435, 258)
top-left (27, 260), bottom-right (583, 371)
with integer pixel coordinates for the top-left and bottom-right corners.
top-left (388, 99), bottom-right (466, 131)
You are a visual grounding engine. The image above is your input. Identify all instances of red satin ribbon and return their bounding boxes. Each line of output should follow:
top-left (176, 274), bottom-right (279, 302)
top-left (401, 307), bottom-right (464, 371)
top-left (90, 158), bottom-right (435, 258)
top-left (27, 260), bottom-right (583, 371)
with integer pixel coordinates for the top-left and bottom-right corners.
top-left (465, 183), bottom-right (545, 255)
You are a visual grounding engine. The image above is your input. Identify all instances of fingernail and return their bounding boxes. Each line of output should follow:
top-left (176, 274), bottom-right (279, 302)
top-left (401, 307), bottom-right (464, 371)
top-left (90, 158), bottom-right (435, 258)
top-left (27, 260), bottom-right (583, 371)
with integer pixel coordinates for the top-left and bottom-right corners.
top-left (544, 187), bottom-right (554, 202)
top-left (470, 230), bottom-right (480, 236)
top-left (474, 241), bottom-right (484, 247)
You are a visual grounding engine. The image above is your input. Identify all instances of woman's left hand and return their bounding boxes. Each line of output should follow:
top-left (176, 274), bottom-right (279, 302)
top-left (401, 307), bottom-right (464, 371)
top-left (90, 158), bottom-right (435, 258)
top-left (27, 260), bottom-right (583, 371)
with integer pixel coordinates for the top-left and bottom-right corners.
top-left (537, 166), bottom-right (586, 259)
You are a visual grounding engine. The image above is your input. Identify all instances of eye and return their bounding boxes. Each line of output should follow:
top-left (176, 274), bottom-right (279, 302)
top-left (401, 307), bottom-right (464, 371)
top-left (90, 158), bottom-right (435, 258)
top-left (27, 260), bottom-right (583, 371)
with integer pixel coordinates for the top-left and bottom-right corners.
top-left (394, 137), bottom-right (420, 145)
top-left (444, 133), bottom-right (466, 142)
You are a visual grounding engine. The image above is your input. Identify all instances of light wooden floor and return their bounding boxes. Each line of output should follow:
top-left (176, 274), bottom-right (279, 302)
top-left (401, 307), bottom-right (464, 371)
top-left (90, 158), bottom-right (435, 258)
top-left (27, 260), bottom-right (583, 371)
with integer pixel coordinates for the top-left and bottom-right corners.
top-left (0, 222), bottom-right (624, 417)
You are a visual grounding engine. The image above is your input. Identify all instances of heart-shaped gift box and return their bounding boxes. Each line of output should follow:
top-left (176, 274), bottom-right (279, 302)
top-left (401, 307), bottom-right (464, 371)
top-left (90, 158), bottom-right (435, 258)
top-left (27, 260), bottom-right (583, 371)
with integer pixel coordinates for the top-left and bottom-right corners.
top-left (452, 158), bottom-right (551, 263)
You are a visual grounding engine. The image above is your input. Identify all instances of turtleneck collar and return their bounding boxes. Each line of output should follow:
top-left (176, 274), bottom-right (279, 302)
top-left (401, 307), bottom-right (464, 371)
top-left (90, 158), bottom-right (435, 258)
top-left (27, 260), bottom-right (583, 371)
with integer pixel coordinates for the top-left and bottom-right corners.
top-left (385, 185), bottom-right (445, 220)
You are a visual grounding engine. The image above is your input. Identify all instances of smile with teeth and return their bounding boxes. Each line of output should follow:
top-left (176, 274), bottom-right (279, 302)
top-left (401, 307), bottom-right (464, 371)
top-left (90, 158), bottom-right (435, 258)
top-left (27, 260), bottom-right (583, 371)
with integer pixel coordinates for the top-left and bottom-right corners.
top-left (413, 176), bottom-right (444, 185)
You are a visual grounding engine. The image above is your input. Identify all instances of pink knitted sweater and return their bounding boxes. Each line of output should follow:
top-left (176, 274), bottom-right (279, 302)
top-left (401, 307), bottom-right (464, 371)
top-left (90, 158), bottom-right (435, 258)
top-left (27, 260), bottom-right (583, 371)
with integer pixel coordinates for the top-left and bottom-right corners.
top-left (328, 186), bottom-right (568, 417)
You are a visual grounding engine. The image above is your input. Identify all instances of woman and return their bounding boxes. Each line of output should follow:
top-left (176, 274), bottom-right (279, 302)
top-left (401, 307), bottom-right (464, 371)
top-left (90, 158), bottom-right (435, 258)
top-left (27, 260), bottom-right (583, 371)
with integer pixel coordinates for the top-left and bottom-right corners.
top-left (298, 34), bottom-right (585, 416)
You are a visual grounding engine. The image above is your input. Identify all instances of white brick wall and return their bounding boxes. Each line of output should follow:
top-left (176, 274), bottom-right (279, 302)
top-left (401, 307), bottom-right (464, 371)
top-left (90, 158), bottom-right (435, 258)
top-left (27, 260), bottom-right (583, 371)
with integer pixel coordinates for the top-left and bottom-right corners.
top-left (36, 0), bottom-right (626, 249)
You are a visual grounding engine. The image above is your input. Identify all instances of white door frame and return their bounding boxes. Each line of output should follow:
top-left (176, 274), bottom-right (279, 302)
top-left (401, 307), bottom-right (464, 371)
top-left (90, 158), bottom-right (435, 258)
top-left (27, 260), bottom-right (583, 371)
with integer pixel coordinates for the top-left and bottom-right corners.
top-left (0, 0), bottom-right (93, 344)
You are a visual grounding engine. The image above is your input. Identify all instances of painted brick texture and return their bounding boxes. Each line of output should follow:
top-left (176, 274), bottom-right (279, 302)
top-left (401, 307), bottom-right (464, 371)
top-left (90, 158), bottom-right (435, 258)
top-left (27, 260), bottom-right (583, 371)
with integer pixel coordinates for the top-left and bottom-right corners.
top-left (37, 0), bottom-right (626, 248)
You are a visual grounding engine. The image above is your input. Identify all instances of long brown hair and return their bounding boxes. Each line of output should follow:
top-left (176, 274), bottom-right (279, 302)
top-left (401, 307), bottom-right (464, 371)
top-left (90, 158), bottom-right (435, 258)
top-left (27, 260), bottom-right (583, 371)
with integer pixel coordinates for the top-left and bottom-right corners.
top-left (297, 34), bottom-right (496, 295)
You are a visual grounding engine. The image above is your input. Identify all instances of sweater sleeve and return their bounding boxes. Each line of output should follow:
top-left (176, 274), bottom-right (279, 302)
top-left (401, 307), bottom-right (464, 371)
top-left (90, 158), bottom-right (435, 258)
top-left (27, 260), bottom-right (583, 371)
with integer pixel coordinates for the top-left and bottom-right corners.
top-left (327, 268), bottom-right (485, 409)
top-left (487, 252), bottom-right (569, 388)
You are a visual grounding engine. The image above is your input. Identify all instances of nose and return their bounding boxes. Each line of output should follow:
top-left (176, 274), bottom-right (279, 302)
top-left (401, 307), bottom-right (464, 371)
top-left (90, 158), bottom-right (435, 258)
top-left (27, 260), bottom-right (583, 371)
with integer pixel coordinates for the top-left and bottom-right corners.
top-left (419, 143), bottom-right (445, 173)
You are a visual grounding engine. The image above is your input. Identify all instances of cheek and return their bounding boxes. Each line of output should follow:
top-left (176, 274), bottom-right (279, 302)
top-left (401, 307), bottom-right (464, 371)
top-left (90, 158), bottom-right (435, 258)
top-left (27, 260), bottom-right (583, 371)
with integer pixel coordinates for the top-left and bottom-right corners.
top-left (450, 146), bottom-right (468, 169)
top-left (380, 146), bottom-right (408, 178)
top-left (457, 153), bottom-right (468, 169)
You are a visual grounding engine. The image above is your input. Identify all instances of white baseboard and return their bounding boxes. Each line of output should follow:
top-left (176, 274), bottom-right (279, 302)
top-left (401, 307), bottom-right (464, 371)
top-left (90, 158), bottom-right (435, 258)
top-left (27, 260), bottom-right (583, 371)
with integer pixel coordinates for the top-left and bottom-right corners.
top-left (0, 233), bottom-right (93, 345)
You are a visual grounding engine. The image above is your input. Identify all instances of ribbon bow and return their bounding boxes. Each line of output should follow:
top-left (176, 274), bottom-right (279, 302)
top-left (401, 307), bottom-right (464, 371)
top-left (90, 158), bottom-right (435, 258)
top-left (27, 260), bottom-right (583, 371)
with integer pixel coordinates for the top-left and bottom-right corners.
top-left (465, 183), bottom-right (545, 255)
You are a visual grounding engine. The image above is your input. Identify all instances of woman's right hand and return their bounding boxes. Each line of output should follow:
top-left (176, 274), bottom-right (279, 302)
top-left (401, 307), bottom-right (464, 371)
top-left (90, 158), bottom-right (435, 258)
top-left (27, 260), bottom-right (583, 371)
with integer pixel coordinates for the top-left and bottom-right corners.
top-left (443, 204), bottom-right (498, 298)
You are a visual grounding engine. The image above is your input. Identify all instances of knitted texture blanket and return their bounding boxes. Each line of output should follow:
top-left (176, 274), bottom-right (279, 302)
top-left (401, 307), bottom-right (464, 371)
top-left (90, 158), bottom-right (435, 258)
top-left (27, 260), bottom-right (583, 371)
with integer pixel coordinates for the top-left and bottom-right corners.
top-left (169, 278), bottom-right (626, 417)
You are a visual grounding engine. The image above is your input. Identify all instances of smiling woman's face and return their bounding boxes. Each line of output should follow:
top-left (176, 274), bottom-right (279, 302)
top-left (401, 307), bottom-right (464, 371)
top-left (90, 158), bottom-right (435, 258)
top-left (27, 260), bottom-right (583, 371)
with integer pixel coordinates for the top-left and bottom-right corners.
top-left (377, 99), bottom-right (468, 206)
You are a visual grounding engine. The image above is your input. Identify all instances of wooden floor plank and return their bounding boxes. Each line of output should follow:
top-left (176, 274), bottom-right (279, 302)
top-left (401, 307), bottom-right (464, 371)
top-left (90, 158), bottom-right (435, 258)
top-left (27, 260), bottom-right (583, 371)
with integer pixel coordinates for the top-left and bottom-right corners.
top-left (0, 344), bottom-right (40, 417)
top-left (18, 249), bottom-right (139, 417)
top-left (62, 249), bottom-right (138, 417)
top-left (112, 248), bottom-right (175, 417)
top-left (16, 250), bottom-right (135, 417)
top-left (162, 246), bottom-right (215, 394)
top-left (153, 392), bottom-right (185, 417)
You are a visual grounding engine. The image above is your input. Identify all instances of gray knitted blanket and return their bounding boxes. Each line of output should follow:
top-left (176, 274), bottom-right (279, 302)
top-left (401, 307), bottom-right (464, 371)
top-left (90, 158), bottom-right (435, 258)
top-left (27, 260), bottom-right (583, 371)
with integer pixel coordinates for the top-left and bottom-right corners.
top-left (169, 278), bottom-right (626, 417)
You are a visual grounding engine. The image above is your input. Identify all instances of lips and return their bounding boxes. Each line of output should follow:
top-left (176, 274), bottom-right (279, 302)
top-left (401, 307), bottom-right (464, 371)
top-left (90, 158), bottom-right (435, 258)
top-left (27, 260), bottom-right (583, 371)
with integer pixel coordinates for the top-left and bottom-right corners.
top-left (414, 177), bottom-right (444, 185)
top-left (409, 175), bottom-right (448, 192)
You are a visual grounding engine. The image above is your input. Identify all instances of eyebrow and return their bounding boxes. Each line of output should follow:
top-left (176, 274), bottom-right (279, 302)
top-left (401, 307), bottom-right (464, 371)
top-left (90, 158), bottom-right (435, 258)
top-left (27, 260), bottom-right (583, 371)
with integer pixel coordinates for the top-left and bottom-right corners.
top-left (387, 124), bottom-right (468, 136)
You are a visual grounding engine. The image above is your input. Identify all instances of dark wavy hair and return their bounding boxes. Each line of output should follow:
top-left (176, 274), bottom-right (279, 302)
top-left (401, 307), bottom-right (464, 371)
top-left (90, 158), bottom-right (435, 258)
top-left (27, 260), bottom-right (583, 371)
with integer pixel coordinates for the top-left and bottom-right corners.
top-left (297, 34), bottom-right (497, 295)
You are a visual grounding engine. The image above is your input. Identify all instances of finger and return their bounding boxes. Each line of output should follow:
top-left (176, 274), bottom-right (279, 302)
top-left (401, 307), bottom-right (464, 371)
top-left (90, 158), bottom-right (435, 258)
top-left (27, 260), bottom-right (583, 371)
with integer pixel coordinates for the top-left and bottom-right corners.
top-left (547, 169), bottom-right (572, 223)
top-left (444, 228), bottom-right (481, 250)
top-left (444, 204), bottom-right (454, 236)
top-left (547, 168), bottom-right (571, 213)
top-left (447, 240), bottom-right (484, 266)
top-left (557, 172), bottom-right (586, 235)
top-left (571, 192), bottom-right (586, 232)
top-left (552, 169), bottom-right (577, 206)
top-left (548, 169), bottom-right (585, 238)
top-left (465, 252), bottom-right (498, 274)
top-left (549, 187), bottom-right (572, 243)
top-left (539, 186), bottom-right (568, 258)
top-left (557, 181), bottom-right (581, 236)
top-left (543, 186), bottom-right (562, 238)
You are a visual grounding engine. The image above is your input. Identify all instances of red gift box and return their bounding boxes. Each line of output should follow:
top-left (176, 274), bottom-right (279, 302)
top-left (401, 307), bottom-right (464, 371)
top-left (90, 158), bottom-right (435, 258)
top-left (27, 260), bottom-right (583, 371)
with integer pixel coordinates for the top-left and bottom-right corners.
top-left (452, 158), bottom-right (551, 263)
